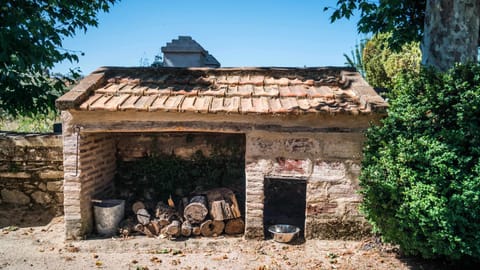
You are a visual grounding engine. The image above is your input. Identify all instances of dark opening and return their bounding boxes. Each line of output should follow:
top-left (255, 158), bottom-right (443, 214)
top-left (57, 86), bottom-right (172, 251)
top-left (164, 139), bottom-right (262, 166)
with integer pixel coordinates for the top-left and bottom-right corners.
top-left (113, 132), bottom-right (246, 218)
top-left (263, 177), bottom-right (306, 239)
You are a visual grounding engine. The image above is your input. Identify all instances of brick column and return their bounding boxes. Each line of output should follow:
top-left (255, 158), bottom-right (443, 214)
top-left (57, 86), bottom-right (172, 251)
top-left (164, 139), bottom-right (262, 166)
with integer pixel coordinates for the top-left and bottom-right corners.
top-left (244, 159), bottom-right (273, 239)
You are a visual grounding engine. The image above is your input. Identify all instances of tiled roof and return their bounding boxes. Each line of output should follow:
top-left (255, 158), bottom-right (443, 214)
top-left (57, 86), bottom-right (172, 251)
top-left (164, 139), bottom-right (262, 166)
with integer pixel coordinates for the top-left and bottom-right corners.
top-left (56, 67), bottom-right (387, 115)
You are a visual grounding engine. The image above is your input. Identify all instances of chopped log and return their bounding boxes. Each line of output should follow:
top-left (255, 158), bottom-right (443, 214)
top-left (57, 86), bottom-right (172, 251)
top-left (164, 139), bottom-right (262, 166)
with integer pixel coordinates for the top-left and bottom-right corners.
top-left (136, 208), bottom-right (151, 225)
top-left (184, 195), bottom-right (208, 224)
top-left (165, 220), bottom-right (181, 237)
top-left (206, 188), bottom-right (242, 220)
top-left (150, 220), bottom-right (162, 235)
top-left (192, 225), bottom-right (201, 236)
top-left (229, 192), bottom-right (242, 218)
top-left (146, 222), bottom-right (158, 236)
top-left (132, 201), bottom-right (145, 214)
top-left (155, 202), bottom-right (182, 225)
top-left (134, 223), bottom-right (154, 237)
top-left (209, 200), bottom-right (233, 221)
top-left (200, 220), bottom-right (214, 237)
top-left (212, 220), bottom-right (225, 236)
top-left (134, 223), bottom-right (144, 233)
top-left (200, 219), bottom-right (224, 237)
top-left (181, 221), bottom-right (192, 237)
top-left (225, 218), bottom-right (245, 235)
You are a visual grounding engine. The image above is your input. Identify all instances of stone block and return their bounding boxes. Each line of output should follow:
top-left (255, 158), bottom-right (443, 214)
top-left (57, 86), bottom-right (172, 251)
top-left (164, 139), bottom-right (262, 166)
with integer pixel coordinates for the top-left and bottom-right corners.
top-left (39, 170), bottom-right (64, 179)
top-left (305, 217), bottom-right (371, 240)
top-left (1, 189), bottom-right (30, 205)
top-left (311, 160), bottom-right (347, 182)
top-left (31, 191), bottom-right (52, 205)
top-left (47, 180), bottom-right (64, 192)
top-left (322, 134), bottom-right (363, 159)
top-left (0, 172), bottom-right (31, 179)
top-left (284, 137), bottom-right (317, 153)
top-left (306, 202), bottom-right (338, 215)
top-left (270, 158), bottom-right (311, 177)
top-left (327, 184), bottom-right (354, 195)
top-left (38, 182), bottom-right (47, 191)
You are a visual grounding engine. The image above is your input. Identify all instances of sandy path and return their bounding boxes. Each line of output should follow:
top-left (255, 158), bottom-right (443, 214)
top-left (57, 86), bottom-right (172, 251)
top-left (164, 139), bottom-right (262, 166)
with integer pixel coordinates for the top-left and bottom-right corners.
top-left (0, 216), bottom-right (430, 270)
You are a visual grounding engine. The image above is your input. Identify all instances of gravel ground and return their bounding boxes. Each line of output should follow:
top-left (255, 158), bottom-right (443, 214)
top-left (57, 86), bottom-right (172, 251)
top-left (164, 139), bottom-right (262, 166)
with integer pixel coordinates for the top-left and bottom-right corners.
top-left (0, 216), bottom-right (449, 270)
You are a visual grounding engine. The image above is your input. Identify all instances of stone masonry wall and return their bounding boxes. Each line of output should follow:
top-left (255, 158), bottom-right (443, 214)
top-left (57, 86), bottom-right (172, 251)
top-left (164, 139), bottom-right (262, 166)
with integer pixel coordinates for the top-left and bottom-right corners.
top-left (0, 132), bottom-right (64, 214)
top-left (244, 131), bottom-right (371, 240)
top-left (63, 132), bottom-right (116, 239)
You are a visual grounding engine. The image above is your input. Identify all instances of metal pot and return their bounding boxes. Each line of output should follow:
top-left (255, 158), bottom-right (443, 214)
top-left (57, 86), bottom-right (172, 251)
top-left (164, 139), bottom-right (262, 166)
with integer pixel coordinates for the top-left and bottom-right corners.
top-left (268, 224), bottom-right (300, 243)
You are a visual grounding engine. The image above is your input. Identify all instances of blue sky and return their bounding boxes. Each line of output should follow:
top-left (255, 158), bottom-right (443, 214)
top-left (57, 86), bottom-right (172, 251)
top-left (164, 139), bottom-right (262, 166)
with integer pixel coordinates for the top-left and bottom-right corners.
top-left (53, 0), bottom-right (364, 75)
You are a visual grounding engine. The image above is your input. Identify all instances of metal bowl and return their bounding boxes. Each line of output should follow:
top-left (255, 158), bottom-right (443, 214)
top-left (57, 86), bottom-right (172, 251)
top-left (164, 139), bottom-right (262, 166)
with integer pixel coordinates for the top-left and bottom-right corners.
top-left (268, 224), bottom-right (300, 243)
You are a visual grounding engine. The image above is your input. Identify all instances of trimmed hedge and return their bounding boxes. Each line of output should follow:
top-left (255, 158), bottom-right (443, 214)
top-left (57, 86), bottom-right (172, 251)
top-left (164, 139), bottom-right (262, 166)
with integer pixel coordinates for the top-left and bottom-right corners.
top-left (361, 63), bottom-right (480, 260)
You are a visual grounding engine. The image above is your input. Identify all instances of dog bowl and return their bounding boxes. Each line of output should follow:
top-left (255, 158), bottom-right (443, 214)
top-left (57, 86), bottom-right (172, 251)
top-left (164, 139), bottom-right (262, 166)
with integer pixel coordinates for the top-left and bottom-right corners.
top-left (268, 224), bottom-right (300, 243)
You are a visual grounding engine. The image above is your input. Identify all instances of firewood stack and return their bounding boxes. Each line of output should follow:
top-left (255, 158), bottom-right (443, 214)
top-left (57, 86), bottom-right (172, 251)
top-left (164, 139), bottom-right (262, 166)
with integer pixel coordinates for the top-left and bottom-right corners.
top-left (124, 187), bottom-right (244, 239)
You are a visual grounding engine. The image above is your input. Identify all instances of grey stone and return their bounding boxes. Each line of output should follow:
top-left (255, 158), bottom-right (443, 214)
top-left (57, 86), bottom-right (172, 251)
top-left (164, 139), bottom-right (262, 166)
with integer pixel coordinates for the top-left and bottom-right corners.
top-left (38, 182), bottom-right (47, 191)
top-left (1, 189), bottom-right (31, 205)
top-left (31, 191), bottom-right (52, 205)
top-left (47, 181), bottom-right (63, 192)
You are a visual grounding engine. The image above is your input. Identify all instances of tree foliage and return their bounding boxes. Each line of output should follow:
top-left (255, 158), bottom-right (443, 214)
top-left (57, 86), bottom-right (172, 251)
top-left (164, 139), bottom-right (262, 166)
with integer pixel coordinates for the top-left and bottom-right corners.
top-left (0, 0), bottom-right (116, 115)
top-left (325, 0), bottom-right (425, 49)
top-left (362, 32), bottom-right (421, 90)
top-left (361, 63), bottom-right (480, 260)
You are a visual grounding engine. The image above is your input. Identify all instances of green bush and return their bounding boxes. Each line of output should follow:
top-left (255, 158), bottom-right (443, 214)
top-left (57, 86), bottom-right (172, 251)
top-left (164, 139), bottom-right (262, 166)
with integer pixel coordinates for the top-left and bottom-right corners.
top-left (363, 32), bottom-right (421, 91)
top-left (0, 109), bottom-right (60, 133)
top-left (361, 63), bottom-right (480, 260)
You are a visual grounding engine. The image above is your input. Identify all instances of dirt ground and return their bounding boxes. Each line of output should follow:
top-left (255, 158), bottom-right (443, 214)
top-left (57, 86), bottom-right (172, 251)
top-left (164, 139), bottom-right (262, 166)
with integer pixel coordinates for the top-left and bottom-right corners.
top-left (0, 210), bottom-right (450, 270)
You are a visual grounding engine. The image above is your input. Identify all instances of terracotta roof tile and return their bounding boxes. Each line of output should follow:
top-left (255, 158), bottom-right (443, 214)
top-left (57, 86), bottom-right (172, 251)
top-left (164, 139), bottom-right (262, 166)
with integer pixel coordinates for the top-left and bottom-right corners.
top-left (119, 95), bottom-right (140, 111)
top-left (59, 67), bottom-right (388, 115)
top-left (135, 95), bottom-right (156, 111)
top-left (89, 95), bottom-right (113, 111)
top-left (196, 96), bottom-right (213, 113)
top-left (254, 85), bottom-right (279, 97)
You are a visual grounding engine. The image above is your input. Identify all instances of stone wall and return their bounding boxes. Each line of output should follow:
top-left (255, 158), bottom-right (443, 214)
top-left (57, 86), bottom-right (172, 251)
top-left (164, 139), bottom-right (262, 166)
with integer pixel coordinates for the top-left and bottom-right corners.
top-left (0, 132), bottom-right (64, 214)
top-left (244, 131), bottom-right (371, 240)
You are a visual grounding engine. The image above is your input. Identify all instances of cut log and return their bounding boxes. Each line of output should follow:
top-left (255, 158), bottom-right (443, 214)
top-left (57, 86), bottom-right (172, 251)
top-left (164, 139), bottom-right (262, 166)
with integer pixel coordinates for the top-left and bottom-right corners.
top-left (136, 208), bottom-right (151, 225)
top-left (181, 221), bottom-right (192, 237)
top-left (229, 192), bottom-right (241, 218)
top-left (209, 200), bottom-right (233, 221)
top-left (132, 201), bottom-right (145, 214)
top-left (184, 195), bottom-right (208, 224)
top-left (150, 220), bottom-right (162, 235)
top-left (155, 202), bottom-right (182, 225)
top-left (134, 223), bottom-right (154, 237)
top-left (165, 220), bottom-right (181, 237)
top-left (200, 219), bottom-right (224, 237)
top-left (146, 222), bottom-right (158, 236)
top-left (206, 188), bottom-right (242, 220)
top-left (192, 225), bottom-right (201, 236)
top-left (212, 220), bottom-right (225, 236)
top-left (134, 223), bottom-right (144, 234)
top-left (225, 218), bottom-right (245, 235)
top-left (200, 220), bottom-right (214, 237)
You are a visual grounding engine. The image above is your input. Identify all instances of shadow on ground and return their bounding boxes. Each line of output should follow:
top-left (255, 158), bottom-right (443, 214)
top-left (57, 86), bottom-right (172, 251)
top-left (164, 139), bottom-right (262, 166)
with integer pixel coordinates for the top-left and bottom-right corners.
top-left (0, 204), bottom-right (58, 228)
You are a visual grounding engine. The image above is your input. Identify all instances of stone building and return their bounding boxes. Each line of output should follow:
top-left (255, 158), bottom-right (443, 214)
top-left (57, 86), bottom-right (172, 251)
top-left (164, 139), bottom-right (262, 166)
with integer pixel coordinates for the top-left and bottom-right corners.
top-left (161, 36), bottom-right (220, 68)
top-left (56, 66), bottom-right (387, 240)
